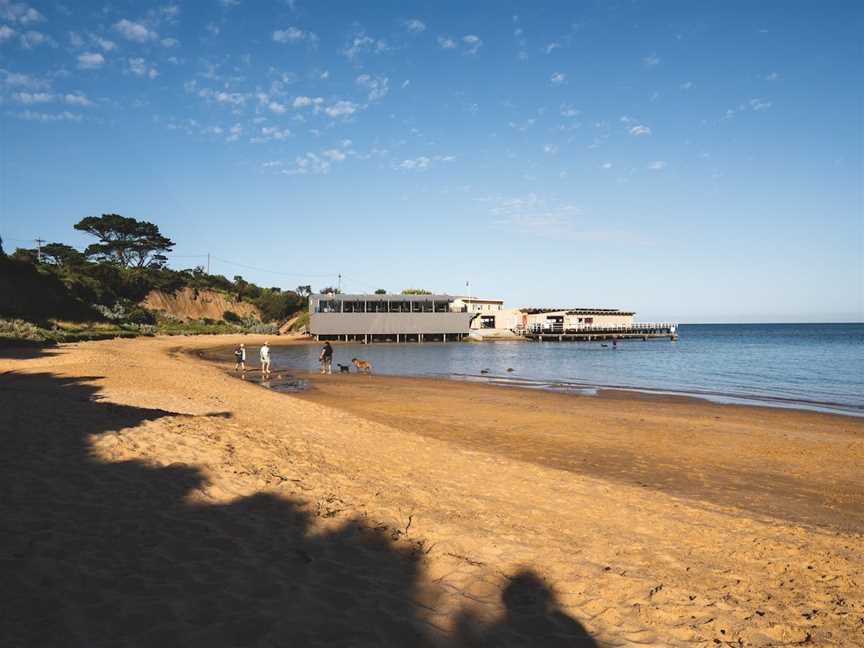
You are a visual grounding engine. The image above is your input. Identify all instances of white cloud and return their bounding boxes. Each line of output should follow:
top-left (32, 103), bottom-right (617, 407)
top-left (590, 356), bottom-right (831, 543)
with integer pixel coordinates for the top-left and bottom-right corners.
top-left (341, 31), bottom-right (388, 62)
top-left (680, 81), bottom-right (693, 90)
top-left (544, 42), bottom-right (560, 54)
top-left (401, 79), bottom-right (410, 88)
top-left (272, 26), bottom-right (317, 45)
top-left (0, 25), bottom-right (16, 42)
top-left (0, 1), bottom-right (44, 25)
top-left (268, 100), bottom-right (286, 114)
top-left (628, 125), bottom-right (651, 136)
top-left (355, 73), bottom-right (388, 101)
top-left (437, 35), bottom-right (457, 49)
top-left (113, 19), bottom-right (158, 43)
top-left (226, 123), bottom-right (243, 142)
top-left (94, 35), bottom-right (115, 51)
top-left (487, 193), bottom-right (585, 238)
top-left (560, 104), bottom-right (579, 117)
top-left (643, 54), bottom-right (660, 67)
top-left (128, 57), bottom-right (158, 79)
top-left (250, 125), bottom-right (291, 143)
top-left (550, 72), bottom-right (566, 85)
top-left (292, 95), bottom-right (323, 108)
top-left (199, 88), bottom-right (247, 106)
top-left (462, 34), bottom-right (482, 54)
top-left (16, 109), bottom-right (82, 122)
top-left (63, 92), bottom-right (94, 107)
top-left (160, 37), bottom-right (178, 48)
top-left (750, 97), bottom-right (771, 111)
top-left (765, 72), bottom-right (779, 81)
top-left (77, 52), bottom-right (105, 69)
top-left (398, 156), bottom-right (430, 170)
top-left (648, 160), bottom-right (667, 170)
top-left (205, 23), bottom-right (220, 37)
top-left (322, 148), bottom-right (346, 161)
top-left (1, 69), bottom-right (49, 88)
top-left (323, 100), bottom-right (358, 118)
top-left (543, 144), bottom-right (558, 154)
top-left (20, 30), bottom-right (54, 48)
top-left (405, 18), bottom-right (425, 33)
top-left (13, 90), bottom-right (52, 103)
top-left (602, 162), bottom-right (612, 169)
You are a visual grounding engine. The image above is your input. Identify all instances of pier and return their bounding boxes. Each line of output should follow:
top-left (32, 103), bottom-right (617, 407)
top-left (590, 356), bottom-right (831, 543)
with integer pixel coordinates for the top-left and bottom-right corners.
top-left (519, 322), bottom-right (678, 342)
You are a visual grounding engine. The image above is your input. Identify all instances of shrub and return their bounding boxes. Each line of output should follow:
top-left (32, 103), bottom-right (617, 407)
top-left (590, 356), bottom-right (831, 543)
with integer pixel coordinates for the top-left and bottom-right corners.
top-left (223, 310), bottom-right (242, 323)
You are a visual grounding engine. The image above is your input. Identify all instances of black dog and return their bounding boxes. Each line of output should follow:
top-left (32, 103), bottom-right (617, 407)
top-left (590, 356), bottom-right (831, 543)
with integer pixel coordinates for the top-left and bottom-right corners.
top-left (337, 363), bottom-right (351, 373)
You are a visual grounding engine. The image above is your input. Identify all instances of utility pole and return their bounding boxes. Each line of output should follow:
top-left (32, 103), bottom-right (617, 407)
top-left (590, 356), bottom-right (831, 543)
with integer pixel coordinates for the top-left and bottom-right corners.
top-left (338, 273), bottom-right (342, 293)
top-left (34, 238), bottom-right (45, 263)
top-left (206, 253), bottom-right (210, 274)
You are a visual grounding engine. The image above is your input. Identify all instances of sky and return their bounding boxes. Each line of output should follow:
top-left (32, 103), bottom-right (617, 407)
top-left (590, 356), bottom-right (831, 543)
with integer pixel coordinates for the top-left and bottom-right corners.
top-left (1, 0), bottom-right (862, 323)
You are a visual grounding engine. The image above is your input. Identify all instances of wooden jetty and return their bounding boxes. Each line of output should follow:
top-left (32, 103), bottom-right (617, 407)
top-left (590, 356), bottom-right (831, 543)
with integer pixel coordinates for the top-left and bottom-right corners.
top-left (519, 323), bottom-right (678, 342)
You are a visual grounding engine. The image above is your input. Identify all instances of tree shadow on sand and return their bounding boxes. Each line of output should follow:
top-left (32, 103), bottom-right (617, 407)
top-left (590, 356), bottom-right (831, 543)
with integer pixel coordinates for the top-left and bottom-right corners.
top-left (0, 366), bottom-right (598, 647)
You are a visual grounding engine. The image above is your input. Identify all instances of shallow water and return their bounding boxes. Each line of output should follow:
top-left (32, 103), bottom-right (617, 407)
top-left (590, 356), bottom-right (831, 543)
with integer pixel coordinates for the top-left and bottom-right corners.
top-left (268, 324), bottom-right (864, 416)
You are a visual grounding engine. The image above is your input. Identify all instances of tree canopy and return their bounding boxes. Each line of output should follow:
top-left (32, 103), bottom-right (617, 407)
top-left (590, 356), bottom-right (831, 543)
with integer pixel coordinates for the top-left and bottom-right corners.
top-left (74, 214), bottom-right (174, 268)
top-left (401, 288), bottom-right (432, 295)
top-left (319, 286), bottom-right (341, 295)
top-left (374, 288), bottom-right (387, 294)
top-left (40, 243), bottom-right (86, 267)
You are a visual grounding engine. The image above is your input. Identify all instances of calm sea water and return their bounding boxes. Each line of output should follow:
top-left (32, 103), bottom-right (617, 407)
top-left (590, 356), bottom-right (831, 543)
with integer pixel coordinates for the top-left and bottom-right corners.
top-left (270, 324), bottom-right (864, 416)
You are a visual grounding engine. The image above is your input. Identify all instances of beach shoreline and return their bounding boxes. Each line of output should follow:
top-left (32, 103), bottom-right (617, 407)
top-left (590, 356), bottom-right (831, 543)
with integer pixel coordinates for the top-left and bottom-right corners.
top-left (3, 334), bottom-right (863, 647)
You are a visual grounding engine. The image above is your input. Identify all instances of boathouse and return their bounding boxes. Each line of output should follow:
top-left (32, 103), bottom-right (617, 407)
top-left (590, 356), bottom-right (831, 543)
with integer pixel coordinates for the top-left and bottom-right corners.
top-left (308, 293), bottom-right (475, 342)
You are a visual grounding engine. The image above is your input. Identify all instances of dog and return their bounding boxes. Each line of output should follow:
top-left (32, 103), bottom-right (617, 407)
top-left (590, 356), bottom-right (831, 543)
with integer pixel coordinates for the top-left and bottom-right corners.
top-left (351, 358), bottom-right (373, 374)
top-left (337, 363), bottom-right (351, 373)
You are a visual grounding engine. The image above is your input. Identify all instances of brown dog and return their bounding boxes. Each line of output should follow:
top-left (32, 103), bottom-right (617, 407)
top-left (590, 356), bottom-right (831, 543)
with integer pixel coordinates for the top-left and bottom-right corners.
top-left (351, 358), bottom-right (373, 374)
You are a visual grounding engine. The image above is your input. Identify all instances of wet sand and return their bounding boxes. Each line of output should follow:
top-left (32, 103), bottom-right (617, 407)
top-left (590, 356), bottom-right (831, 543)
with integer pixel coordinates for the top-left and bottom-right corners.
top-left (3, 334), bottom-right (863, 647)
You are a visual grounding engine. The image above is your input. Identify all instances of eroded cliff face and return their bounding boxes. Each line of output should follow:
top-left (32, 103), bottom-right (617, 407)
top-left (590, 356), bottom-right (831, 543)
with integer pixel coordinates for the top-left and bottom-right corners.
top-left (141, 287), bottom-right (261, 322)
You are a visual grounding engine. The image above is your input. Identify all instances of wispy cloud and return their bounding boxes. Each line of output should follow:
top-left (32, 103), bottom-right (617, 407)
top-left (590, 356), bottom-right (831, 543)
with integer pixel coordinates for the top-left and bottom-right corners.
top-left (355, 73), bottom-right (388, 101)
top-left (680, 81), bottom-right (693, 90)
top-left (20, 30), bottom-right (55, 48)
top-left (15, 109), bottom-right (82, 122)
top-left (462, 34), bottom-right (482, 55)
top-left (323, 100), bottom-right (359, 118)
top-left (113, 19), bottom-right (158, 43)
top-left (77, 52), bottom-right (105, 69)
top-left (0, 1), bottom-right (44, 25)
top-left (550, 72), bottom-right (566, 85)
top-left (127, 57), bottom-right (159, 79)
top-left (0, 25), bottom-right (15, 42)
top-left (749, 97), bottom-right (771, 111)
top-left (272, 26), bottom-right (318, 45)
top-left (648, 160), bottom-right (667, 170)
top-left (628, 124), bottom-right (651, 136)
top-left (437, 35), bottom-right (457, 49)
top-left (642, 54), bottom-right (660, 67)
top-left (396, 154), bottom-right (455, 171)
top-left (404, 18), bottom-right (425, 33)
top-left (341, 29), bottom-right (388, 62)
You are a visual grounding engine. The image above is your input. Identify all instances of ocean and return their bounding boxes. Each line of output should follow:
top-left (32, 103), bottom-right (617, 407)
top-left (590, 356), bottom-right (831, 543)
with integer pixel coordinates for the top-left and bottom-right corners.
top-left (269, 323), bottom-right (864, 416)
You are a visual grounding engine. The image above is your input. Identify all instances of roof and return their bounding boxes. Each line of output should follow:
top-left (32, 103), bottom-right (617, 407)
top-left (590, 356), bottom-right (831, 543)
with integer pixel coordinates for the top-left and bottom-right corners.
top-left (452, 296), bottom-right (504, 303)
top-left (311, 293), bottom-right (455, 302)
top-left (520, 307), bottom-right (635, 315)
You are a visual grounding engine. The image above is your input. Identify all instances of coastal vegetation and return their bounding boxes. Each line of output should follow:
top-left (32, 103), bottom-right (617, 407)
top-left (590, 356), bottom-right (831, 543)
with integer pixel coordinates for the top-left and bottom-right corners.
top-left (0, 216), bottom-right (310, 345)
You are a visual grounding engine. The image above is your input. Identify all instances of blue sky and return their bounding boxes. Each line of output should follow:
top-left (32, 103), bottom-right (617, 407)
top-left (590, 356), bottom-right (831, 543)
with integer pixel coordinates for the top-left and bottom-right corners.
top-left (1, 0), bottom-right (861, 322)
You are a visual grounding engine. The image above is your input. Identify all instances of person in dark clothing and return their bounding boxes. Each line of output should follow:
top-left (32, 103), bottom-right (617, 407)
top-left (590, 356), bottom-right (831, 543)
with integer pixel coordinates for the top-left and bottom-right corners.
top-left (319, 341), bottom-right (333, 374)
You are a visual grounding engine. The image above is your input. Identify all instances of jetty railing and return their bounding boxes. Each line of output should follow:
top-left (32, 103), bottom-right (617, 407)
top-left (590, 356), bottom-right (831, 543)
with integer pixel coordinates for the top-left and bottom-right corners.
top-left (516, 322), bottom-right (679, 341)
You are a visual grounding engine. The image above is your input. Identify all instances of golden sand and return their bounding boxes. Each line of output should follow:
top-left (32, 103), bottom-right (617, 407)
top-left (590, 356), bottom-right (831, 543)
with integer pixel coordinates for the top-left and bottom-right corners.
top-left (2, 334), bottom-right (862, 647)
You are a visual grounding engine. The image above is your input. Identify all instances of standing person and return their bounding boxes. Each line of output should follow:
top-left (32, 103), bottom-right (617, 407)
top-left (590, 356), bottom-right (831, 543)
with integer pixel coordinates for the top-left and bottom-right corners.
top-left (319, 341), bottom-right (333, 374)
top-left (260, 341), bottom-right (271, 379)
top-left (234, 343), bottom-right (246, 372)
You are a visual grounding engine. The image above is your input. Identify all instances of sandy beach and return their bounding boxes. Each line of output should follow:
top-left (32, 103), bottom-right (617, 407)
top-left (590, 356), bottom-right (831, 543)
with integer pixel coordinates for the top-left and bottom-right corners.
top-left (2, 334), bottom-right (863, 647)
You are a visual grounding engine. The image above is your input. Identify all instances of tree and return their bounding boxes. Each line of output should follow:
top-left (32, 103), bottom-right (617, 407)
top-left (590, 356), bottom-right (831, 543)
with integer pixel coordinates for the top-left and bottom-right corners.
top-left (74, 214), bottom-right (174, 268)
top-left (233, 275), bottom-right (248, 300)
top-left (374, 288), bottom-right (387, 294)
top-left (40, 242), bottom-right (86, 267)
top-left (319, 286), bottom-right (341, 295)
top-left (295, 285), bottom-right (312, 298)
top-left (401, 288), bottom-right (432, 295)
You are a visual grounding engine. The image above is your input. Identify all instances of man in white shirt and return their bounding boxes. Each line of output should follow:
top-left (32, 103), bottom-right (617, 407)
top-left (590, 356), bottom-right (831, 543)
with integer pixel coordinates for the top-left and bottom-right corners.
top-left (260, 341), bottom-right (271, 378)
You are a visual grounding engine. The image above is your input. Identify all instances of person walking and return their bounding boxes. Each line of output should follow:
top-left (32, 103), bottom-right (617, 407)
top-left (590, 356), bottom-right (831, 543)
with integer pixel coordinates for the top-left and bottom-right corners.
top-left (260, 341), bottom-right (272, 379)
top-left (234, 343), bottom-right (246, 372)
top-left (319, 341), bottom-right (333, 374)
